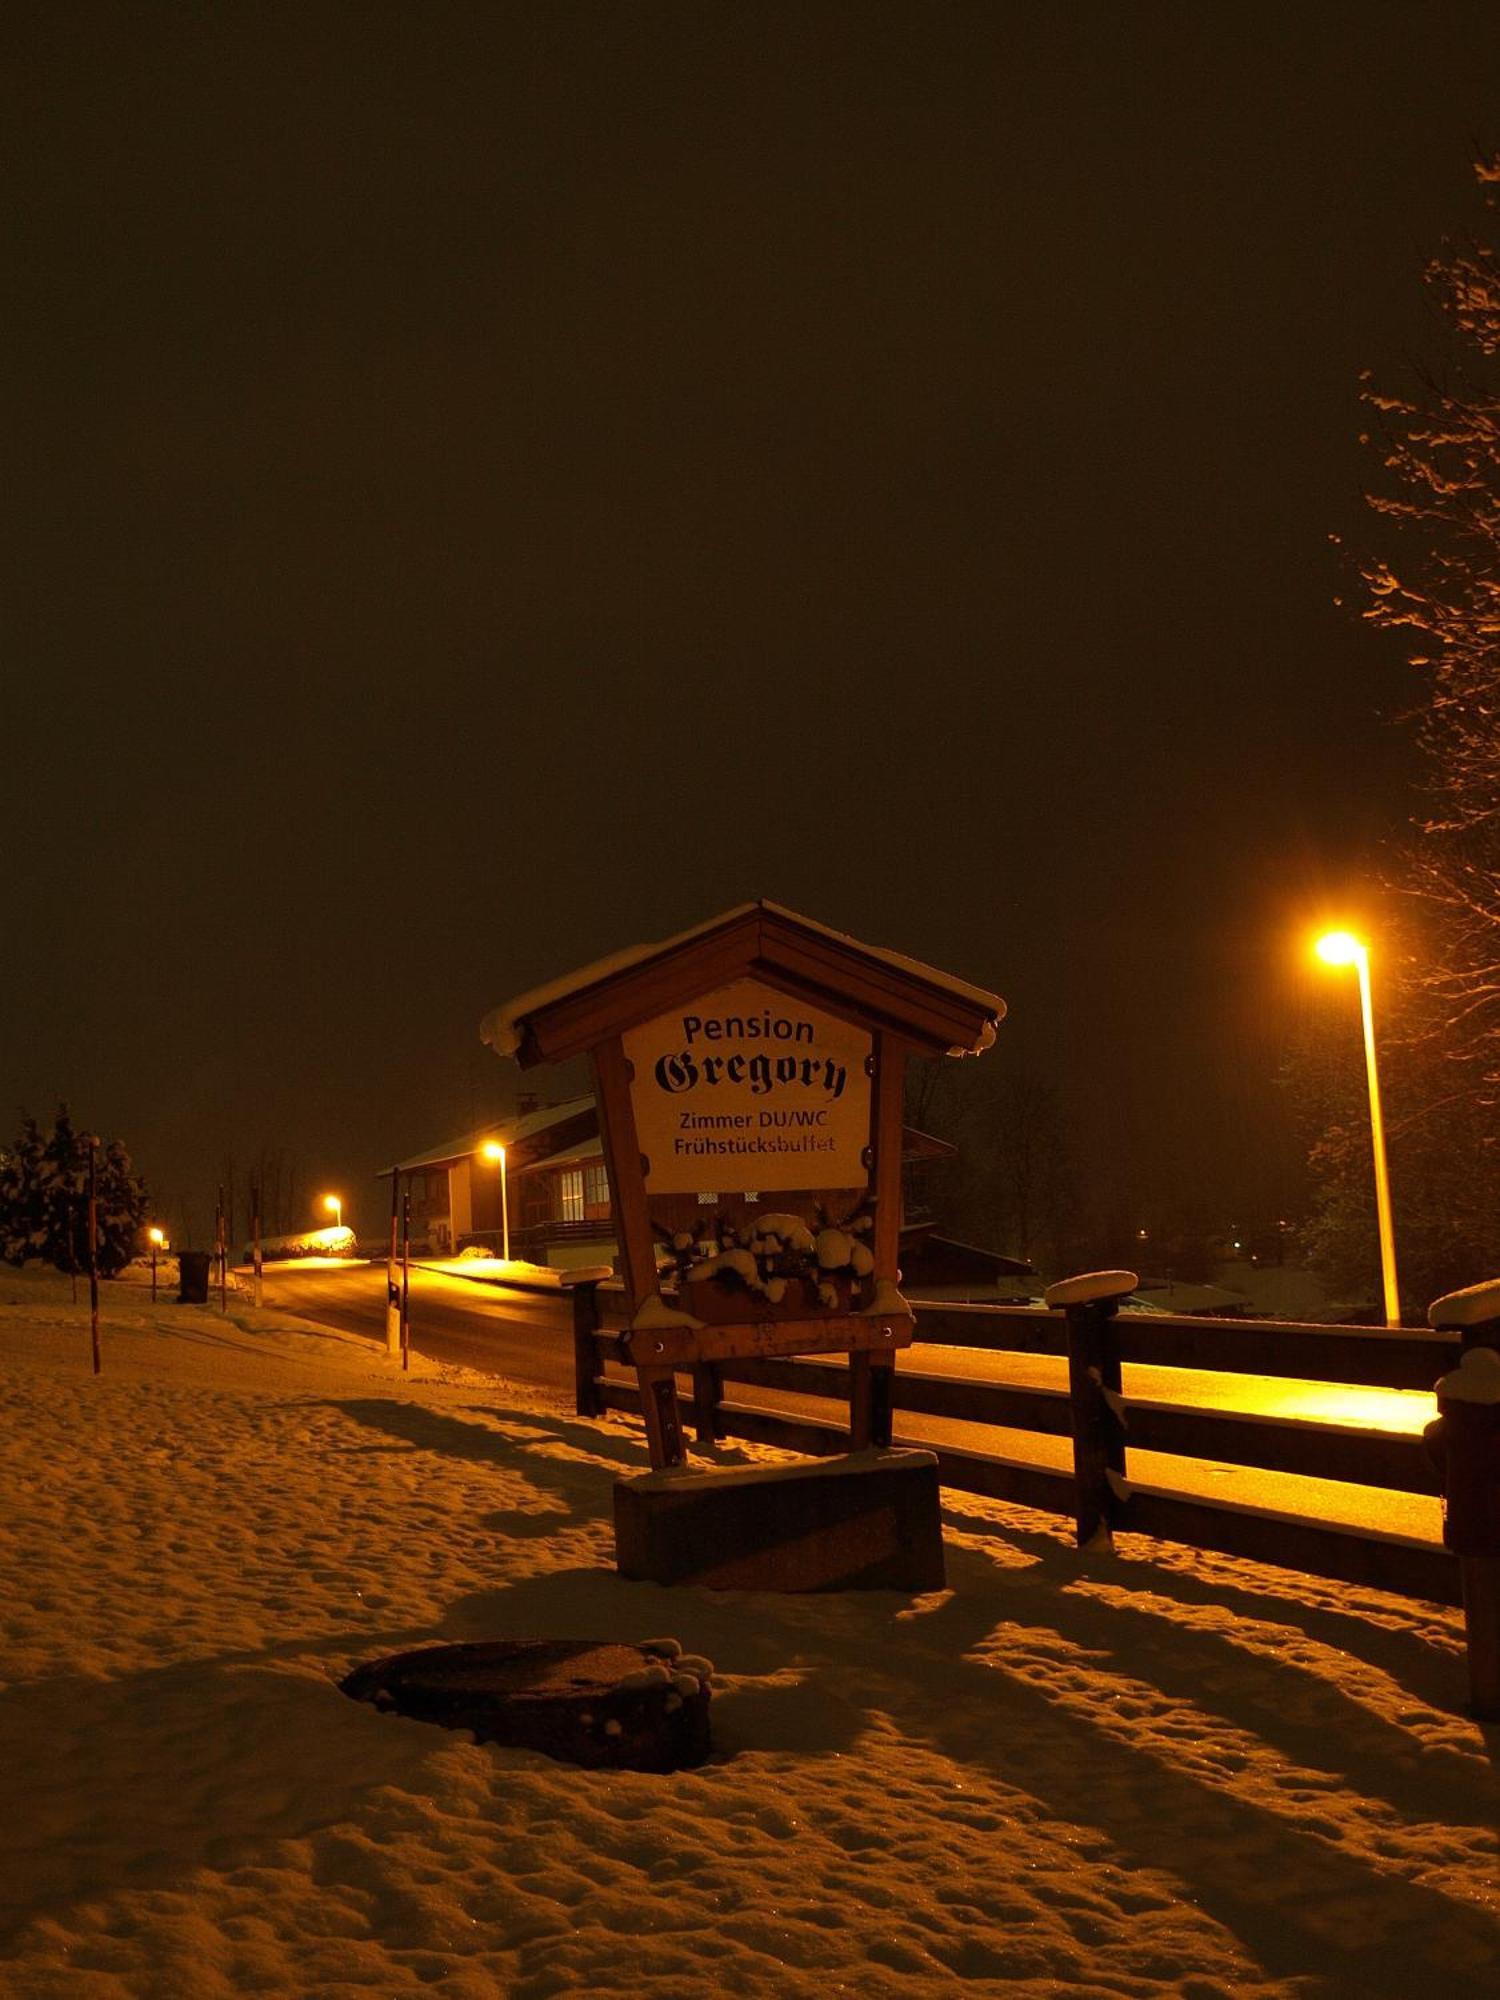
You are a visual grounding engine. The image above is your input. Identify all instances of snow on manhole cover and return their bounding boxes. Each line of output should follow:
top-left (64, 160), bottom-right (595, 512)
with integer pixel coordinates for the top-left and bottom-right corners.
top-left (340, 1636), bottom-right (712, 1771)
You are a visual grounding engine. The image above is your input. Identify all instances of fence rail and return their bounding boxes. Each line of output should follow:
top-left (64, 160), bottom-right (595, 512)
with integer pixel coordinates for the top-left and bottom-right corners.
top-left (571, 1285), bottom-right (1464, 1611)
top-left (912, 1301), bottom-right (1460, 1391)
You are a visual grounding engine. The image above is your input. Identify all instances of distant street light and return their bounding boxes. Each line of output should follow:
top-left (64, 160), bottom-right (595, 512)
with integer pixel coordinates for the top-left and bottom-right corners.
top-left (1314, 929), bottom-right (1401, 1327)
top-left (148, 1225), bottom-right (165, 1303)
top-left (482, 1140), bottom-right (511, 1264)
top-left (323, 1193), bottom-right (343, 1231)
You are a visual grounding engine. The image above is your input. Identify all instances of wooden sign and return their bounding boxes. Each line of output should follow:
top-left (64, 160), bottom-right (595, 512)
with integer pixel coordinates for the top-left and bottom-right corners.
top-left (622, 978), bottom-right (872, 1194)
top-left (484, 901), bottom-right (1005, 1472)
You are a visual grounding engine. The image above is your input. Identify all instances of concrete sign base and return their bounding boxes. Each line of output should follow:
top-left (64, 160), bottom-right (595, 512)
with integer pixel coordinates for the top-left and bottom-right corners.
top-left (614, 1448), bottom-right (946, 1593)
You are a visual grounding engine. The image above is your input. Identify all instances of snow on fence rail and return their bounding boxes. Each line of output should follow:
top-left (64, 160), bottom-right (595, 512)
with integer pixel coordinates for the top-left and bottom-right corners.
top-left (568, 1281), bottom-right (1464, 1609)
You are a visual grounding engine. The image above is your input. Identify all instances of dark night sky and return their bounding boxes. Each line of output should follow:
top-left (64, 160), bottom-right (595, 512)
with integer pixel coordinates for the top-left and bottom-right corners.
top-left (6, 1), bottom-right (1500, 1243)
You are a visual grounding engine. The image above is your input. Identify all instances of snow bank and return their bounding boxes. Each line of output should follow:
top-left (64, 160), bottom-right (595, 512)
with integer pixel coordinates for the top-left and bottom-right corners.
top-left (251, 1223), bottom-right (357, 1261)
top-left (2, 1269), bottom-right (1496, 1997)
top-left (426, 1255), bottom-right (615, 1292)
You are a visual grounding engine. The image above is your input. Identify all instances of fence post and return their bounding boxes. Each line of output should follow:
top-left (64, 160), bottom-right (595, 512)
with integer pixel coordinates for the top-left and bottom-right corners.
top-left (571, 1278), bottom-right (604, 1418)
top-left (1045, 1270), bottom-right (1136, 1551)
top-left (1427, 1282), bottom-right (1500, 1720)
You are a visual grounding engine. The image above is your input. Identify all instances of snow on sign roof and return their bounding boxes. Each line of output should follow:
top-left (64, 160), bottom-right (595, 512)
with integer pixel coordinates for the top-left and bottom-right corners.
top-left (480, 901), bottom-right (1006, 1066)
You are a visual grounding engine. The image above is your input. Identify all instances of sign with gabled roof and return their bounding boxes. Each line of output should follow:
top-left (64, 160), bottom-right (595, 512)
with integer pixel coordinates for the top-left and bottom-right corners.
top-left (483, 902), bottom-right (1005, 1472)
top-left (482, 900), bottom-right (1003, 1069)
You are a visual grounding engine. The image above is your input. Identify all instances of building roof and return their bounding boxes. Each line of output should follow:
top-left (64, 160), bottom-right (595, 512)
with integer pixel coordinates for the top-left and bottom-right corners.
top-left (482, 900), bottom-right (1006, 1066)
top-left (898, 1226), bottom-right (1036, 1278)
top-left (378, 1095), bottom-right (596, 1177)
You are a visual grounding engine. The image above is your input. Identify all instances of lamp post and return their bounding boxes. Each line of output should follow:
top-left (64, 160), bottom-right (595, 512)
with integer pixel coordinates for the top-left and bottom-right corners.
top-left (1315, 930), bottom-right (1401, 1328)
top-left (148, 1226), bottom-right (165, 1303)
top-left (482, 1141), bottom-right (510, 1263)
top-left (323, 1193), bottom-right (342, 1233)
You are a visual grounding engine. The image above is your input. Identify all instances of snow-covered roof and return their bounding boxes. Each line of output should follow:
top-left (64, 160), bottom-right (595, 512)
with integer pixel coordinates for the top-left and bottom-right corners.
top-left (481, 900), bottom-right (1006, 1064)
top-left (379, 1096), bottom-right (596, 1176)
top-left (529, 1132), bottom-right (604, 1170)
top-left (485, 907), bottom-right (754, 1056)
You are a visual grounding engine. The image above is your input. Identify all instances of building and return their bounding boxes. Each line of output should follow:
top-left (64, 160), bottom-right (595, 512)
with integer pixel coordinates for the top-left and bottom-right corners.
top-left (379, 1096), bottom-right (609, 1266)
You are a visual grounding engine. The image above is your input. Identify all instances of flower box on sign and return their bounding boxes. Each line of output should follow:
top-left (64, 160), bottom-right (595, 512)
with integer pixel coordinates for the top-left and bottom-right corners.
top-left (682, 1271), bottom-right (865, 1324)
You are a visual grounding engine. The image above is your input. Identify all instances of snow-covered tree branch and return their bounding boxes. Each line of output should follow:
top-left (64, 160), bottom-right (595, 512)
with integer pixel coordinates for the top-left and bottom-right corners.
top-left (1358, 154), bottom-right (1500, 1100)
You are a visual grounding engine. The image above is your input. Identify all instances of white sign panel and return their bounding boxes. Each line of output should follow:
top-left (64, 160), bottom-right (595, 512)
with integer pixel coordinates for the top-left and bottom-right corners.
top-left (622, 978), bottom-right (873, 1194)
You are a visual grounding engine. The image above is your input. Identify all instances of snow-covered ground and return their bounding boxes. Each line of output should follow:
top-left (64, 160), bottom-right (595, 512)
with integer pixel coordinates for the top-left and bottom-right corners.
top-left (2, 1269), bottom-right (1496, 1998)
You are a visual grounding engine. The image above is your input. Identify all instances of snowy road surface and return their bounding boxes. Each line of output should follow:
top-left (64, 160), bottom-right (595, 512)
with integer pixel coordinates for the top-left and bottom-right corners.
top-left (261, 1265), bottom-right (1444, 1544)
top-left (1, 1268), bottom-right (1494, 1998)
top-left (260, 1259), bottom-right (575, 1390)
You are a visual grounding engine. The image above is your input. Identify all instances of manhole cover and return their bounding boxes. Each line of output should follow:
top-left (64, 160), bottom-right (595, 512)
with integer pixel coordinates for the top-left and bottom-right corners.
top-left (340, 1637), bottom-right (712, 1771)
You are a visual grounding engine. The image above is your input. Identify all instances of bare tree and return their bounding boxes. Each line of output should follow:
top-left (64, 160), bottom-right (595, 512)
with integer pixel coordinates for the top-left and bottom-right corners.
top-left (1356, 154), bottom-right (1500, 1103)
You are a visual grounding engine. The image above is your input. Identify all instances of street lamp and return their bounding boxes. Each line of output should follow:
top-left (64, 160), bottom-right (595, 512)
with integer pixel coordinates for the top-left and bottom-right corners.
top-left (323, 1193), bottom-right (342, 1232)
top-left (1314, 929), bottom-right (1401, 1327)
top-left (482, 1140), bottom-right (510, 1263)
top-left (148, 1225), bottom-right (165, 1302)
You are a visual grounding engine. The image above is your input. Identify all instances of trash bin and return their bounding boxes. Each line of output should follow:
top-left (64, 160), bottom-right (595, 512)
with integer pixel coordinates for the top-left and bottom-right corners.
top-left (177, 1250), bottom-right (211, 1304)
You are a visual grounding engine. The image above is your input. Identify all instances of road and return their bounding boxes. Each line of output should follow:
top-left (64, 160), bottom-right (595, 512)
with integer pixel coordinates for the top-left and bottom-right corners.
top-left (258, 1262), bottom-right (1442, 1541)
top-left (258, 1260), bottom-right (575, 1392)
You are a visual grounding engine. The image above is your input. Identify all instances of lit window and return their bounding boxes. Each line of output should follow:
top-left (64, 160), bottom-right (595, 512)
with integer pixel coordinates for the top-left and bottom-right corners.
top-left (559, 1170), bottom-right (584, 1222)
top-left (584, 1162), bottom-right (609, 1207)
top-left (697, 1192), bottom-right (718, 1206)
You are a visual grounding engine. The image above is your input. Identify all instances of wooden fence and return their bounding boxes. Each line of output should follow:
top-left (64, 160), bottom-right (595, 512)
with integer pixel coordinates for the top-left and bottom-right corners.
top-left (570, 1283), bottom-right (1464, 1609)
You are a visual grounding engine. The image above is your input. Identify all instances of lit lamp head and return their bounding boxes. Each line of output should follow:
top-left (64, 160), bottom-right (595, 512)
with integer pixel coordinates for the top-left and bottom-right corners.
top-left (482, 1141), bottom-right (506, 1164)
top-left (148, 1227), bottom-right (165, 1248)
top-left (1315, 930), bottom-right (1367, 968)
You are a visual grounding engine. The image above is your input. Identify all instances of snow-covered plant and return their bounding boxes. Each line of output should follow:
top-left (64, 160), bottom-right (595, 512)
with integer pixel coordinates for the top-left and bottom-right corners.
top-left (0, 1105), bottom-right (149, 1277)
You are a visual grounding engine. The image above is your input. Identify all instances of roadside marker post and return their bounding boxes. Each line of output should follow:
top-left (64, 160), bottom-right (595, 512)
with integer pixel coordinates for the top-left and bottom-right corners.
top-left (87, 1138), bottom-right (101, 1376)
top-left (386, 1169), bottom-right (402, 1356)
top-left (400, 1188), bottom-right (411, 1373)
top-left (214, 1185), bottom-right (227, 1312)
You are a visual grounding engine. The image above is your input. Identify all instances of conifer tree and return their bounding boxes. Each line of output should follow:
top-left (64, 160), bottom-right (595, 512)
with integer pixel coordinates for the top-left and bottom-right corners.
top-left (0, 1106), bottom-right (149, 1277)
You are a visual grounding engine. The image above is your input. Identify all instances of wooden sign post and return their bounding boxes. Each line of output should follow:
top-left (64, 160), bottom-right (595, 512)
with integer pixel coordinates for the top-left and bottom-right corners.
top-left (483, 902), bottom-right (1004, 1590)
